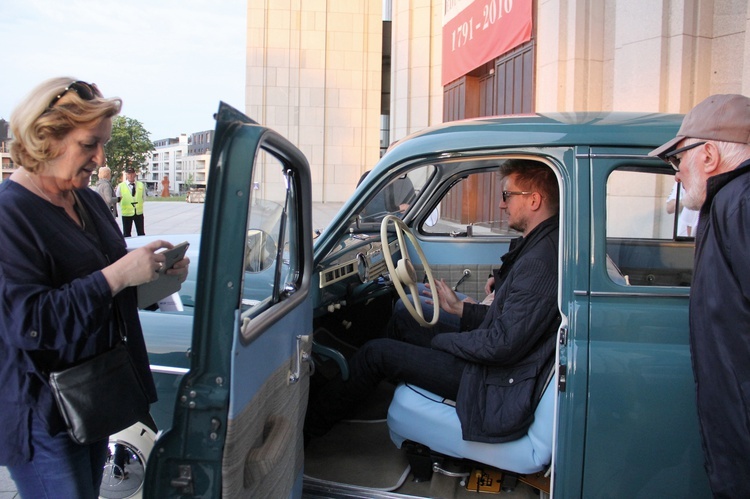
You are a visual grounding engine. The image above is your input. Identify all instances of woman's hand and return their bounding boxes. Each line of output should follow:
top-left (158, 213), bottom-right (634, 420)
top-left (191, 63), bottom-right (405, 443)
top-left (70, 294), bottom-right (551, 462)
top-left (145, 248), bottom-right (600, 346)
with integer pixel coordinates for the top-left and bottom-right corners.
top-left (164, 252), bottom-right (190, 284)
top-left (101, 240), bottom-right (189, 295)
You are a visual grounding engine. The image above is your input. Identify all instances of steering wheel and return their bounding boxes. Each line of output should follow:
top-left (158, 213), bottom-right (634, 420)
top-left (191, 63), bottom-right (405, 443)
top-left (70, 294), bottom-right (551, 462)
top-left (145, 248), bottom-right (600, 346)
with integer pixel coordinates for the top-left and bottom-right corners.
top-left (380, 215), bottom-right (439, 327)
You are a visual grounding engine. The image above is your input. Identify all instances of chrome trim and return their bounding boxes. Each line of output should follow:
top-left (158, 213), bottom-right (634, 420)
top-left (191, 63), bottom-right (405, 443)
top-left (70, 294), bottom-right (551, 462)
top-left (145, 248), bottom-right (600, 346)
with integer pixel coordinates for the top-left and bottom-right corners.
top-left (101, 442), bottom-right (146, 497)
top-left (318, 240), bottom-right (399, 288)
top-left (303, 475), bottom-right (412, 498)
top-left (590, 291), bottom-right (689, 298)
top-left (573, 290), bottom-right (588, 296)
top-left (150, 365), bottom-right (190, 375)
top-left (576, 152), bottom-right (654, 160)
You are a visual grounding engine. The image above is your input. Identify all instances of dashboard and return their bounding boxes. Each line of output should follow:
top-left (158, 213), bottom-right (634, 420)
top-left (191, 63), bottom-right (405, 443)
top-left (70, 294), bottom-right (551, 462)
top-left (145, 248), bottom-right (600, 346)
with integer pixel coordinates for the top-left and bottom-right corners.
top-left (314, 233), bottom-right (400, 316)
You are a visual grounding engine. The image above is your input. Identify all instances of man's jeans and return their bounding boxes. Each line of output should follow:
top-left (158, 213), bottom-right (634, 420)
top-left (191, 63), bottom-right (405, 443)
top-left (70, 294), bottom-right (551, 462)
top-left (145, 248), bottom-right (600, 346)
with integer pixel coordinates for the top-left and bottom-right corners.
top-left (8, 414), bottom-right (108, 499)
top-left (386, 283), bottom-right (466, 346)
top-left (305, 337), bottom-right (467, 438)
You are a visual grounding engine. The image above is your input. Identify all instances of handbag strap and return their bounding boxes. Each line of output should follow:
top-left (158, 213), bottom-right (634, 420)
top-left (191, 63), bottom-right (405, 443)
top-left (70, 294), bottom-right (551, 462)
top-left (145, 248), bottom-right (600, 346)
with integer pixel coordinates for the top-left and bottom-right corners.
top-left (74, 192), bottom-right (129, 345)
top-left (112, 297), bottom-right (128, 343)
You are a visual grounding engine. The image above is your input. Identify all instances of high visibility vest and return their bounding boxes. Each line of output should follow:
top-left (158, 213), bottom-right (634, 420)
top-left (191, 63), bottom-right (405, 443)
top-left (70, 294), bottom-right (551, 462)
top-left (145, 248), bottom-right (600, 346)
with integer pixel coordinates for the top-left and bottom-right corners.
top-left (118, 181), bottom-right (145, 216)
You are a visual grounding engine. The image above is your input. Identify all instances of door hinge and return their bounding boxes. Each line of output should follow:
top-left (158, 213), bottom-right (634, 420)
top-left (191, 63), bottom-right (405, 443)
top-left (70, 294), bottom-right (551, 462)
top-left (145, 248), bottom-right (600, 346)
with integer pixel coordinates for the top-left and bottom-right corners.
top-left (558, 326), bottom-right (568, 346)
top-left (558, 365), bottom-right (567, 392)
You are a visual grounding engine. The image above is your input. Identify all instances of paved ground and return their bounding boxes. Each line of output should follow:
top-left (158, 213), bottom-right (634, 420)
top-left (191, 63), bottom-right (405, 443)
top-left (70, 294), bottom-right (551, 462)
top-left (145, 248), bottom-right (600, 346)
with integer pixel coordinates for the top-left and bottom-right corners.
top-left (123, 199), bottom-right (345, 236)
top-left (0, 199), bottom-right (344, 496)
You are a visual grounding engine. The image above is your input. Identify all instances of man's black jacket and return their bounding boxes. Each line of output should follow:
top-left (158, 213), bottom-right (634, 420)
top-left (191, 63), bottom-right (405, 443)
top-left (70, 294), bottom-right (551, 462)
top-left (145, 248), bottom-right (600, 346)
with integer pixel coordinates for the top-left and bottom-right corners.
top-left (432, 215), bottom-right (560, 443)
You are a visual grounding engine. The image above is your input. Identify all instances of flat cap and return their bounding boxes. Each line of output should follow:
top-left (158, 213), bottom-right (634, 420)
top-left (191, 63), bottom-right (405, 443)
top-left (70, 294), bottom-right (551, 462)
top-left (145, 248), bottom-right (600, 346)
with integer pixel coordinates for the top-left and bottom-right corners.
top-left (650, 94), bottom-right (750, 158)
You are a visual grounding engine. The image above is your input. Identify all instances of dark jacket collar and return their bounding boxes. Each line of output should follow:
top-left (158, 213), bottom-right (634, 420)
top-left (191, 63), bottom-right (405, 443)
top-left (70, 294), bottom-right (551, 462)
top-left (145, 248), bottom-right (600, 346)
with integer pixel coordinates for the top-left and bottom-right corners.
top-left (696, 159), bottom-right (750, 243)
top-left (702, 158), bottom-right (750, 215)
top-left (499, 215), bottom-right (559, 281)
top-left (502, 215), bottom-right (558, 261)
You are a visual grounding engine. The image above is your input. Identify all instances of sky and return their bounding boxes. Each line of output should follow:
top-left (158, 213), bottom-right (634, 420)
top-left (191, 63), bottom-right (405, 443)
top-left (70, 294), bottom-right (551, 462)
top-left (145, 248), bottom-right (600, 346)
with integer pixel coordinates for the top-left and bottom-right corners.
top-left (0, 0), bottom-right (247, 140)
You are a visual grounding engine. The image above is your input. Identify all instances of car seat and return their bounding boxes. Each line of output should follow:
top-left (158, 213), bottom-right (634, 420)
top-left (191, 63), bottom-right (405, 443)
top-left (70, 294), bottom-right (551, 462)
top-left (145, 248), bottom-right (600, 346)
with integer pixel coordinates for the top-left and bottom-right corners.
top-left (387, 370), bottom-right (555, 476)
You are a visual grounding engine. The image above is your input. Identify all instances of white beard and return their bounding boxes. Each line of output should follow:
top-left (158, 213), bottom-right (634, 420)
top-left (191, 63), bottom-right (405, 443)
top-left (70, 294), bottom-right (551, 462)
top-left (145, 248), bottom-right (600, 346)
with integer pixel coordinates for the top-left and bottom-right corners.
top-left (682, 182), bottom-right (706, 211)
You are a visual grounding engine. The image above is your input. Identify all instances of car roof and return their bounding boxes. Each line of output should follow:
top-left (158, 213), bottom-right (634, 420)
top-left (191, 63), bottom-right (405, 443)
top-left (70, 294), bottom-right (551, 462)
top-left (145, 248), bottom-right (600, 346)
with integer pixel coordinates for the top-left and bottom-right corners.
top-left (377, 112), bottom-right (683, 170)
top-left (314, 112), bottom-right (683, 257)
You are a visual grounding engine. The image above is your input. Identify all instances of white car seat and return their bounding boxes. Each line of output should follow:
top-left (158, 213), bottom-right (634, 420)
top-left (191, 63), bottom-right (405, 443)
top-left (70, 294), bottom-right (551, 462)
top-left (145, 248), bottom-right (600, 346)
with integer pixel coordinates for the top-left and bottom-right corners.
top-left (387, 372), bottom-right (555, 475)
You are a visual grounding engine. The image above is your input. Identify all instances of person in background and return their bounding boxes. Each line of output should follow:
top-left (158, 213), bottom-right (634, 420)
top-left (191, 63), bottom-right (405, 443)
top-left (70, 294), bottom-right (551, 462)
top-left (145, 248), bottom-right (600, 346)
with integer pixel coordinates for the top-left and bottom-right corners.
top-left (117, 167), bottom-right (145, 236)
top-left (0, 77), bottom-right (190, 498)
top-left (650, 93), bottom-right (750, 498)
top-left (95, 165), bottom-right (118, 218)
top-left (665, 182), bottom-right (699, 236)
top-left (358, 171), bottom-right (415, 220)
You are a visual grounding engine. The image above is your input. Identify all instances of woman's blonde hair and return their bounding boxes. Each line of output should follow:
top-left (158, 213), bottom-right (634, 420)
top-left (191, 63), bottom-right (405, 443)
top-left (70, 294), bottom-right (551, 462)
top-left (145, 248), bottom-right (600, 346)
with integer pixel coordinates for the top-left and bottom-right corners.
top-left (9, 77), bottom-right (122, 173)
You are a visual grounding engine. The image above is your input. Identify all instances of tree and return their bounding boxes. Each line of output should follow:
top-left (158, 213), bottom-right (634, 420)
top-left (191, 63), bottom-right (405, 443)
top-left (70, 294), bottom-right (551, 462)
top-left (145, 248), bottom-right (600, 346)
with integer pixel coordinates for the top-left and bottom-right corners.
top-left (104, 116), bottom-right (153, 184)
top-left (184, 174), bottom-right (195, 193)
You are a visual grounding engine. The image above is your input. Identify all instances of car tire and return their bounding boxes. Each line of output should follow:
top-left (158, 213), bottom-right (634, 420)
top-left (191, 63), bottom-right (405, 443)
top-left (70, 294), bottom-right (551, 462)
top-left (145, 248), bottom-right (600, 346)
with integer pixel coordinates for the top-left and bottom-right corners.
top-left (99, 421), bottom-right (156, 499)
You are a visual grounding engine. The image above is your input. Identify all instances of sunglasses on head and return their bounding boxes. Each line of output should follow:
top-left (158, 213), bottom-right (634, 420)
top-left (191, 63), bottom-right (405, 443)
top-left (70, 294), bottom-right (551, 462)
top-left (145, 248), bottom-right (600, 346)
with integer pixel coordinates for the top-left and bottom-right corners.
top-left (48, 81), bottom-right (101, 109)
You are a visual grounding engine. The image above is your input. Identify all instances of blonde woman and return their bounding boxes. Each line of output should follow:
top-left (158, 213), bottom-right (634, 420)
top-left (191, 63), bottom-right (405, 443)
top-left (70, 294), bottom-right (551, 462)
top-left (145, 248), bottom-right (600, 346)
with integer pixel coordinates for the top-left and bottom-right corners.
top-left (0, 77), bottom-right (189, 498)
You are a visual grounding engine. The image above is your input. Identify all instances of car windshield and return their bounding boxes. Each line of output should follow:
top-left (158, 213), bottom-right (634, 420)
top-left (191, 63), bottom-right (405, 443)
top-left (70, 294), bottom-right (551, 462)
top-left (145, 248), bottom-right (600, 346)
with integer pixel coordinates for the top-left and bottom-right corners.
top-left (357, 165), bottom-right (434, 224)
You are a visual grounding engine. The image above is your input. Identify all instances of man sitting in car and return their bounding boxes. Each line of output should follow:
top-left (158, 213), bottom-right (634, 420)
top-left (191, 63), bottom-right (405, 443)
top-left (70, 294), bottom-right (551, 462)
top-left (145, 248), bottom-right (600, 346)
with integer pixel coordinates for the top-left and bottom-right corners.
top-left (305, 159), bottom-right (561, 444)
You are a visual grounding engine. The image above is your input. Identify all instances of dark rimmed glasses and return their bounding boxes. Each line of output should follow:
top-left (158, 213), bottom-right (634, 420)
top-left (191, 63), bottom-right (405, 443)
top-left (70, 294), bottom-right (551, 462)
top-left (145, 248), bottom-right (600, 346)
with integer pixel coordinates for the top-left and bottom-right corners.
top-left (664, 141), bottom-right (706, 171)
top-left (502, 190), bottom-right (533, 202)
top-left (48, 81), bottom-right (101, 109)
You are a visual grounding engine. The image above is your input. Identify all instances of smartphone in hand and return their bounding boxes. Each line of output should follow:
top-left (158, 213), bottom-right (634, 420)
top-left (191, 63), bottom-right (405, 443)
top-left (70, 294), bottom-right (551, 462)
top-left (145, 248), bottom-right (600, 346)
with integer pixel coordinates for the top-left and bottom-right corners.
top-left (158, 241), bottom-right (189, 273)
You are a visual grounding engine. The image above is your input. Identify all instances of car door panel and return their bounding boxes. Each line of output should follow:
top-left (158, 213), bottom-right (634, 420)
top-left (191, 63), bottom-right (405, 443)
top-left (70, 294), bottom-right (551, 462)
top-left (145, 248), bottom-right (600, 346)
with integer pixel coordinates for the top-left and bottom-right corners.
top-left (144, 103), bottom-right (313, 498)
top-left (582, 150), bottom-right (710, 497)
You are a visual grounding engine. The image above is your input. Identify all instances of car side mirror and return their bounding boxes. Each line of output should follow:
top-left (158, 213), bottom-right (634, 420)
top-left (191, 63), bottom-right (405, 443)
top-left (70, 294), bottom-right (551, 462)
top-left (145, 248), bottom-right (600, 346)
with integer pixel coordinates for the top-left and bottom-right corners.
top-left (245, 229), bottom-right (277, 273)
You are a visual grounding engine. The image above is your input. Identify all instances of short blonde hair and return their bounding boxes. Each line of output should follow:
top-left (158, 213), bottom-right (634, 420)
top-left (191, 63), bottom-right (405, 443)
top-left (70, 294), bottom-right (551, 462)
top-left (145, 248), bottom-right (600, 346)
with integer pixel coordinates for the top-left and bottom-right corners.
top-left (10, 77), bottom-right (122, 173)
top-left (98, 166), bottom-right (112, 180)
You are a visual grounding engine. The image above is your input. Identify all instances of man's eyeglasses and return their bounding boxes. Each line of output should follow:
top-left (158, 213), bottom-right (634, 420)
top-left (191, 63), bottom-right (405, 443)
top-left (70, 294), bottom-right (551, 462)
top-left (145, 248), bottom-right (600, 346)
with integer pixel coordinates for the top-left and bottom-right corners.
top-left (502, 190), bottom-right (533, 202)
top-left (664, 141), bottom-right (706, 171)
top-left (48, 81), bottom-right (101, 109)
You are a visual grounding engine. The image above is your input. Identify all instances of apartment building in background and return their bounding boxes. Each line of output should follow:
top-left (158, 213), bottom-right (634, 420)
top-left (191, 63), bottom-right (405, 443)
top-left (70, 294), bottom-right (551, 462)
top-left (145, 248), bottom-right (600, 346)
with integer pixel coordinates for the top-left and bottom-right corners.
top-left (0, 119), bottom-right (12, 181)
top-left (147, 130), bottom-right (213, 195)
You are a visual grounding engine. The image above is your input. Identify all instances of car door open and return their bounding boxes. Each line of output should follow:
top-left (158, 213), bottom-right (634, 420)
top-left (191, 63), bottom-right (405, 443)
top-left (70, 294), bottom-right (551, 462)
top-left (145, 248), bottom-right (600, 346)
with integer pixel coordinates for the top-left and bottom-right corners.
top-left (143, 103), bottom-right (314, 498)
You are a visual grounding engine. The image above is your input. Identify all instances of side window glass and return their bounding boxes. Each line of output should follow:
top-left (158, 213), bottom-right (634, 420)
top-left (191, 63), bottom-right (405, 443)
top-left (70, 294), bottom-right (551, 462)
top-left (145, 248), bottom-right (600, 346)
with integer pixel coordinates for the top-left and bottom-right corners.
top-left (241, 150), bottom-right (298, 316)
top-left (606, 169), bottom-right (695, 286)
top-left (422, 170), bottom-right (520, 237)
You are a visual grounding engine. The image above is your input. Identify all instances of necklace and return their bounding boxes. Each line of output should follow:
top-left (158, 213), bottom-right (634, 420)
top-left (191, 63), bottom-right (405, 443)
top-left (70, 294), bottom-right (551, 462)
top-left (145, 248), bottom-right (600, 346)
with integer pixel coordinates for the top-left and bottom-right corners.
top-left (24, 172), bottom-right (53, 203)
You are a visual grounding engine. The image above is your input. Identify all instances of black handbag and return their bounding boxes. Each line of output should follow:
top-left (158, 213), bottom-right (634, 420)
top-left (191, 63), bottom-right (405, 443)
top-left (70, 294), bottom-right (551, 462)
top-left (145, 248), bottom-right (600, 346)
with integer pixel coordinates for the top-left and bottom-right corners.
top-left (48, 341), bottom-right (150, 445)
top-left (47, 198), bottom-right (151, 444)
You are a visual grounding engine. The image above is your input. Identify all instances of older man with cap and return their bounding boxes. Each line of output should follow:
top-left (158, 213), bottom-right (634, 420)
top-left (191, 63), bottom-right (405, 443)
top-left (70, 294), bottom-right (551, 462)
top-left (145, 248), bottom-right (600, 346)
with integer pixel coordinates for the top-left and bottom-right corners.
top-left (651, 94), bottom-right (750, 498)
top-left (117, 167), bottom-right (146, 236)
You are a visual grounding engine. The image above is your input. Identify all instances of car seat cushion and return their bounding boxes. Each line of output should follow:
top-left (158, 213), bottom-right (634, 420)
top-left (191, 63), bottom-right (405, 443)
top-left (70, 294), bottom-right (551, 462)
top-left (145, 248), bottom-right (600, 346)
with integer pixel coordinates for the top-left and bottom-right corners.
top-left (387, 380), bottom-right (554, 475)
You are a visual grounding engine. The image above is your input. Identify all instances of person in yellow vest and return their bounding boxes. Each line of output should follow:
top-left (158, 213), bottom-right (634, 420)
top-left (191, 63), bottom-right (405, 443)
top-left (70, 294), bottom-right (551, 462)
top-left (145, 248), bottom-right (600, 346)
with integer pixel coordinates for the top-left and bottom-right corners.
top-left (117, 167), bottom-right (145, 236)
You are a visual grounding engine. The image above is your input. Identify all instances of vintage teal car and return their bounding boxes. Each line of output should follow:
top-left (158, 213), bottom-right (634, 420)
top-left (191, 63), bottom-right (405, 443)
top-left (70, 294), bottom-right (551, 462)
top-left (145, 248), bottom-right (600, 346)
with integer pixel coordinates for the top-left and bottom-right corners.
top-left (103, 105), bottom-right (711, 498)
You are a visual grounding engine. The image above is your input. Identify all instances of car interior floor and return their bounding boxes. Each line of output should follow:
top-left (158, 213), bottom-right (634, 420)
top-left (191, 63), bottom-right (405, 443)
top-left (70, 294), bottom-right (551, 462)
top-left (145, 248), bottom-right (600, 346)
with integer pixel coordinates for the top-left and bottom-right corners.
top-left (303, 379), bottom-right (541, 498)
top-left (305, 298), bottom-right (545, 497)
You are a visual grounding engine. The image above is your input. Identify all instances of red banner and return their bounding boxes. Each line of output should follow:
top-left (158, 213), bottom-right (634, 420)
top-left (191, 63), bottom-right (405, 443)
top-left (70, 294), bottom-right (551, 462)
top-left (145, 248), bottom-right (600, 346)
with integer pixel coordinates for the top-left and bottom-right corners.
top-left (442, 0), bottom-right (532, 85)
